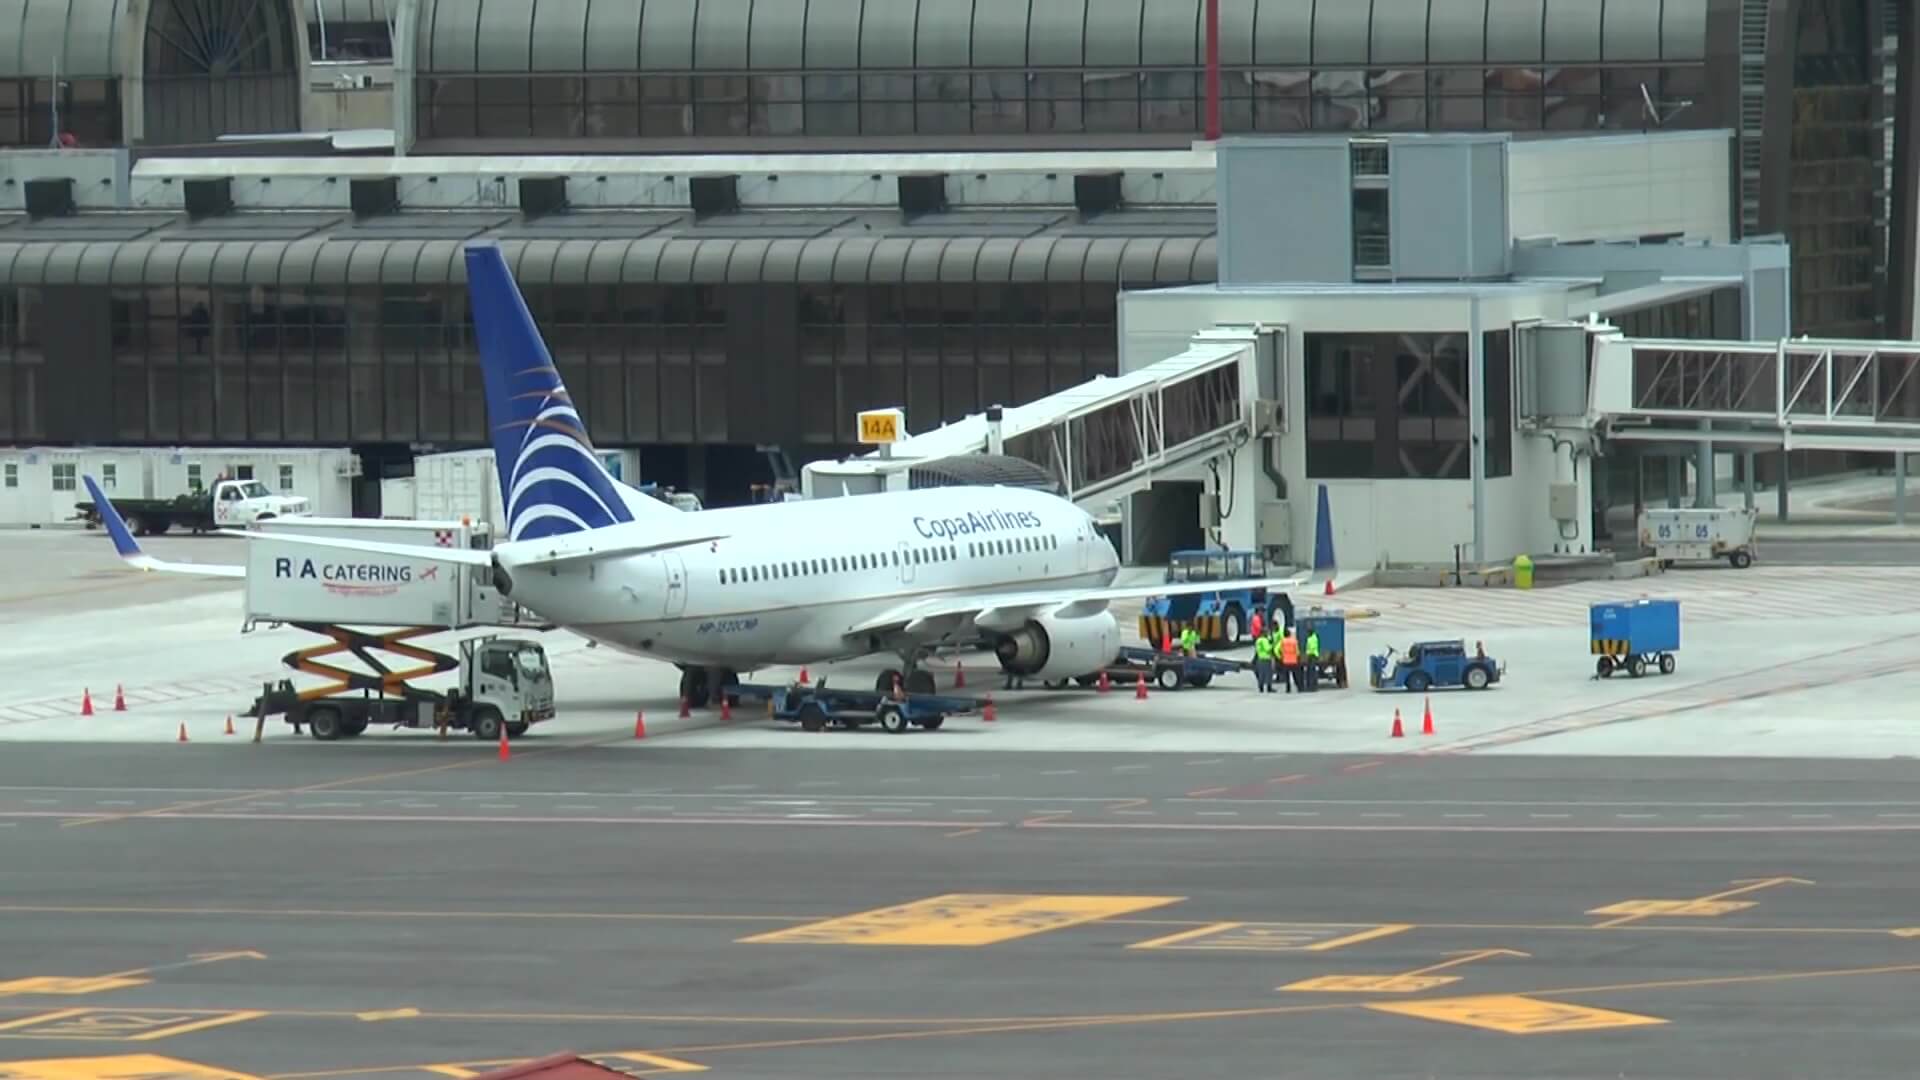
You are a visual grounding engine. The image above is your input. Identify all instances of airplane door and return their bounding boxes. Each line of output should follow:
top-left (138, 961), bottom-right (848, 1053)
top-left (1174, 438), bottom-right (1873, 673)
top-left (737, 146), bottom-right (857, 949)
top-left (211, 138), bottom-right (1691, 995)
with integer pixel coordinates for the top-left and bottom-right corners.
top-left (896, 540), bottom-right (914, 584)
top-left (663, 553), bottom-right (688, 617)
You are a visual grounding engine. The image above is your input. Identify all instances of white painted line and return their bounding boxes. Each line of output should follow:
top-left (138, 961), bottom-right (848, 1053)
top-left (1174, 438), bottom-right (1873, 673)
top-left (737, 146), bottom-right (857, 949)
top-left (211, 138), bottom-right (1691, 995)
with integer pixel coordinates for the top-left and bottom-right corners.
top-left (1615, 814), bottom-right (1659, 820)
top-left (1790, 814), bottom-right (1834, 820)
top-left (96, 800), bottom-right (136, 806)
top-left (1443, 813), bottom-right (1486, 819)
top-left (1195, 811), bottom-right (1239, 818)
top-left (1040, 770), bottom-right (1078, 776)
top-left (1529, 813), bottom-right (1571, 820)
top-left (1359, 813), bottom-right (1403, 819)
top-left (553, 804), bottom-right (600, 811)
top-left (1276, 811), bottom-right (1321, 818)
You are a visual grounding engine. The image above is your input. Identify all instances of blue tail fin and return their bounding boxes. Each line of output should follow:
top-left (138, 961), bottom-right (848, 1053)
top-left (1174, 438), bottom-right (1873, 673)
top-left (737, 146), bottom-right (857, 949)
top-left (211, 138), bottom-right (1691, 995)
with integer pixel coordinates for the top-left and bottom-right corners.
top-left (465, 243), bottom-right (637, 542)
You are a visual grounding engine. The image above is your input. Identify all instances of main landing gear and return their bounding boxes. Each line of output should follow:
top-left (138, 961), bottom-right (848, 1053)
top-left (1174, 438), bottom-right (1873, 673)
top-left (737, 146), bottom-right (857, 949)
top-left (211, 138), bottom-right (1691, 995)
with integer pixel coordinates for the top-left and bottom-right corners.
top-left (677, 666), bottom-right (740, 707)
top-left (875, 648), bottom-right (938, 696)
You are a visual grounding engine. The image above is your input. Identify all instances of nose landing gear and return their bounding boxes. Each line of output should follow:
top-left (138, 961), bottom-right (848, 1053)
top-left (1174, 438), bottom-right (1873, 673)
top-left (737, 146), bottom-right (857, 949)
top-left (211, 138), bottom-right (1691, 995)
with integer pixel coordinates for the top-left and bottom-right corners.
top-left (677, 666), bottom-right (740, 707)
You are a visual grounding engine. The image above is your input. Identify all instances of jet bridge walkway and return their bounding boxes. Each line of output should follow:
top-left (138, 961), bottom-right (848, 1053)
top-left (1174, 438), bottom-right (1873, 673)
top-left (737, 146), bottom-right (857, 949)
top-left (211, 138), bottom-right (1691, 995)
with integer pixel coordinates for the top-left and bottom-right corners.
top-left (802, 329), bottom-right (1273, 509)
top-left (1588, 333), bottom-right (1920, 452)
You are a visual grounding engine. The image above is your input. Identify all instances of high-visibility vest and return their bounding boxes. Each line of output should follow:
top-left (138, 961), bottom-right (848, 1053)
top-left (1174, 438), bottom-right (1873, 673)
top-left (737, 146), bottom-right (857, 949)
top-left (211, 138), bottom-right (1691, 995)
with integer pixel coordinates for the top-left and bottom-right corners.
top-left (1305, 632), bottom-right (1321, 659)
top-left (1280, 636), bottom-right (1299, 664)
top-left (1254, 636), bottom-right (1274, 660)
top-left (1181, 627), bottom-right (1198, 649)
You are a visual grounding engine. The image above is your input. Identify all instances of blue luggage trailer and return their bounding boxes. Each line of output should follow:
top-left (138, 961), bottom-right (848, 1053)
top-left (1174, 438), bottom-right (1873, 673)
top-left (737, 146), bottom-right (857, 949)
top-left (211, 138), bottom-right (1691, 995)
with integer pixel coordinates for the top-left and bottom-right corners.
top-left (1294, 606), bottom-right (1350, 689)
top-left (1591, 599), bottom-right (1680, 678)
top-left (728, 682), bottom-right (980, 733)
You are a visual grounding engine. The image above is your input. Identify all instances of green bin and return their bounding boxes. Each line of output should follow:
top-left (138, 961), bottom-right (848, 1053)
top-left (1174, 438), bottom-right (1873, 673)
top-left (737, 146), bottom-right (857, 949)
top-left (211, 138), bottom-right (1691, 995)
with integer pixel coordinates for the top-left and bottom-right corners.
top-left (1513, 554), bottom-right (1534, 590)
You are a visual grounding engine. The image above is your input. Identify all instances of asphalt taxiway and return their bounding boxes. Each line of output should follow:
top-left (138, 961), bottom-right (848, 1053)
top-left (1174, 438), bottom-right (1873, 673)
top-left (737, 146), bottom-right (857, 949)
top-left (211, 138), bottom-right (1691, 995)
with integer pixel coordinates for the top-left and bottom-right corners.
top-left (1, 744), bottom-right (1917, 1080)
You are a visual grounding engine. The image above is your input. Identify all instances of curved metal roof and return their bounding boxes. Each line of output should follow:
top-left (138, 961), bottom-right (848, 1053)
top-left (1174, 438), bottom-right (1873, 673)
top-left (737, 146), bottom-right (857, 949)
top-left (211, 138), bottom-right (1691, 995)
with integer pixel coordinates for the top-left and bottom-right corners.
top-left (0, 216), bottom-right (1216, 286)
top-left (0, 0), bottom-right (128, 79)
top-left (415, 0), bottom-right (1712, 75)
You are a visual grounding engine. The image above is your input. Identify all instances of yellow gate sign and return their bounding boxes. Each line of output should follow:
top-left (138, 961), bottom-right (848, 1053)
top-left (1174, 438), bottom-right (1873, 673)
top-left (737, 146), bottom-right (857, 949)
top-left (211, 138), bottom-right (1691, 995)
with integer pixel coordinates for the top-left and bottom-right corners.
top-left (857, 408), bottom-right (904, 444)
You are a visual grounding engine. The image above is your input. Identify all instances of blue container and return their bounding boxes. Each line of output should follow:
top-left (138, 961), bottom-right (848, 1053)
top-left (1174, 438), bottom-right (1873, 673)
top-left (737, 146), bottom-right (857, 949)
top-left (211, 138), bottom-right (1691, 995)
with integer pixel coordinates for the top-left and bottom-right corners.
top-left (1295, 607), bottom-right (1346, 657)
top-left (1590, 599), bottom-right (1681, 657)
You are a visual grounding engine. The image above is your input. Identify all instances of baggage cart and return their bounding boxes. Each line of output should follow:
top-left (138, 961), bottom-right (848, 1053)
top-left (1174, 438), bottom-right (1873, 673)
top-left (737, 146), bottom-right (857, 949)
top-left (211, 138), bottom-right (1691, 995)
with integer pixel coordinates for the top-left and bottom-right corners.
top-left (1591, 598), bottom-right (1681, 678)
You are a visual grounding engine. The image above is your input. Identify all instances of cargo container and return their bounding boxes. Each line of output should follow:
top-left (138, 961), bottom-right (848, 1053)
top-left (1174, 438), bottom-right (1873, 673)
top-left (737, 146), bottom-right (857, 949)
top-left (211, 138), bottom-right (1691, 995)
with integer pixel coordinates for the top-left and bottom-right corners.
top-left (1639, 507), bottom-right (1757, 568)
top-left (1590, 598), bottom-right (1681, 678)
top-left (243, 517), bottom-right (534, 630)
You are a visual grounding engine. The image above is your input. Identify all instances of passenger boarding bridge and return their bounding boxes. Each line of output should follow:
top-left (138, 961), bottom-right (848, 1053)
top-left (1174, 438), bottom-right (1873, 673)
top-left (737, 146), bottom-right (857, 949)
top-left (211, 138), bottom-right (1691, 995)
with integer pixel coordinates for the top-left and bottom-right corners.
top-left (802, 327), bottom-right (1278, 512)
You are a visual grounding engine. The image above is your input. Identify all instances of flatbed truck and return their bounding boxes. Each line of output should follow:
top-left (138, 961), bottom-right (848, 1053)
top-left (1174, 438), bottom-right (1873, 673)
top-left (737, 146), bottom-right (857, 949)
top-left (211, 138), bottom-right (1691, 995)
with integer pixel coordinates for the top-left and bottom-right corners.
top-left (77, 477), bottom-right (310, 535)
top-left (727, 681), bottom-right (981, 733)
top-left (1043, 645), bottom-right (1253, 691)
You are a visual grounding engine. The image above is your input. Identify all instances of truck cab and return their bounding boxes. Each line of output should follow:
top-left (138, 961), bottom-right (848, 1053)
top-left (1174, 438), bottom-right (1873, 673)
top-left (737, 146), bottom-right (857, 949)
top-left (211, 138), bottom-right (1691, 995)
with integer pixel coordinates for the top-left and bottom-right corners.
top-left (462, 637), bottom-right (557, 739)
top-left (1140, 549), bottom-right (1281, 648)
top-left (210, 479), bottom-right (309, 527)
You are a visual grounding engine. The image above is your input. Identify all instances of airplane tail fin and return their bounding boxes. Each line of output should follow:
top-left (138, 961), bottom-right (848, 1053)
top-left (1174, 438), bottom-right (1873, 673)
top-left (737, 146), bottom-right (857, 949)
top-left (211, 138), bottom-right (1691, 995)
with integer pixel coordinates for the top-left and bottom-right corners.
top-left (465, 242), bottom-right (672, 541)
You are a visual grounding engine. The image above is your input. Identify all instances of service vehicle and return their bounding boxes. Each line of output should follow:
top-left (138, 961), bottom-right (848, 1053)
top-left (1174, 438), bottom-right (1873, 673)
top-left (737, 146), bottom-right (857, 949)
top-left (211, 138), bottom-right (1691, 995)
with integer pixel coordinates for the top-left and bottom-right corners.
top-left (1640, 507), bottom-right (1757, 568)
top-left (1590, 598), bottom-right (1681, 678)
top-left (1294, 606), bottom-right (1351, 689)
top-left (248, 633), bottom-right (554, 741)
top-left (76, 477), bottom-right (309, 535)
top-left (1140, 549), bottom-right (1293, 647)
top-left (729, 680), bottom-right (980, 733)
top-left (1369, 639), bottom-right (1503, 692)
top-left (1043, 644), bottom-right (1252, 692)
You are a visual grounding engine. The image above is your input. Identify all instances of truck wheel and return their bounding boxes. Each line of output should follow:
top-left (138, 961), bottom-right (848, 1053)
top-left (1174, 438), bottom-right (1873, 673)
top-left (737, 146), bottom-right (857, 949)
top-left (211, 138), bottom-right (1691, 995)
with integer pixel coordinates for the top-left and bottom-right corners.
top-left (307, 706), bottom-right (343, 742)
top-left (1658, 654), bottom-right (1676, 675)
top-left (919, 716), bottom-right (946, 730)
top-left (1406, 671), bottom-right (1432, 694)
top-left (1188, 672), bottom-right (1213, 688)
top-left (469, 707), bottom-right (504, 741)
top-left (1464, 665), bottom-right (1491, 690)
top-left (1156, 666), bottom-right (1183, 691)
top-left (341, 719), bottom-right (368, 737)
top-left (876, 704), bottom-right (909, 734)
top-left (1730, 550), bottom-right (1752, 569)
top-left (1626, 656), bottom-right (1646, 678)
top-left (1222, 607), bottom-right (1244, 646)
top-left (506, 721), bottom-right (529, 738)
top-left (1596, 657), bottom-right (1615, 678)
top-left (797, 702), bottom-right (828, 732)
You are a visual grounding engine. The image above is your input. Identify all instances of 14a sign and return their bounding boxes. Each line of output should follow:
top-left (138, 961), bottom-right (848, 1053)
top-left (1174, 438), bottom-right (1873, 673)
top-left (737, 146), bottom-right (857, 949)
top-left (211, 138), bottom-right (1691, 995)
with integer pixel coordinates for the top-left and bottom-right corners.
top-left (858, 408), bottom-right (905, 444)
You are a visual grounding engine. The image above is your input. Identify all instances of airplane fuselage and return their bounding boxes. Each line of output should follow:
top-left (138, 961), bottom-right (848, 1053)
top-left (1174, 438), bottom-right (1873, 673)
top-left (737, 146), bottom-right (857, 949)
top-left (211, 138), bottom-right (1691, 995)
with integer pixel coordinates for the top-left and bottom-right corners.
top-left (494, 485), bottom-right (1121, 669)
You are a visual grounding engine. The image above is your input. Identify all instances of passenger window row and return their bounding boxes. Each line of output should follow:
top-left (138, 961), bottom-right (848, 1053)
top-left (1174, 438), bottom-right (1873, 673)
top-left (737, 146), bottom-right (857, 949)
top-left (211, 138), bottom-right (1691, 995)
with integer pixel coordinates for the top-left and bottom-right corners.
top-left (716, 532), bottom-right (1062, 586)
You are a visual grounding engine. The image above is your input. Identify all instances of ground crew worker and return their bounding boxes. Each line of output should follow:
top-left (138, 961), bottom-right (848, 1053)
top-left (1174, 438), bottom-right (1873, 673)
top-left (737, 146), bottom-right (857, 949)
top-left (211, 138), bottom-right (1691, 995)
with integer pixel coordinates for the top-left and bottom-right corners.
top-left (1279, 629), bottom-right (1300, 694)
top-left (1180, 625), bottom-right (1199, 657)
top-left (1252, 631), bottom-right (1275, 693)
top-left (1249, 608), bottom-right (1264, 642)
top-left (1303, 627), bottom-right (1322, 692)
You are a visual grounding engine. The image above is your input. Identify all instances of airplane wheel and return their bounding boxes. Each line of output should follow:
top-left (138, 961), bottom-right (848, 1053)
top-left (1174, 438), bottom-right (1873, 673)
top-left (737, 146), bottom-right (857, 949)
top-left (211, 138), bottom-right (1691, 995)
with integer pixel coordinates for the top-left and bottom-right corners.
top-left (905, 669), bottom-right (936, 696)
top-left (875, 669), bottom-right (903, 694)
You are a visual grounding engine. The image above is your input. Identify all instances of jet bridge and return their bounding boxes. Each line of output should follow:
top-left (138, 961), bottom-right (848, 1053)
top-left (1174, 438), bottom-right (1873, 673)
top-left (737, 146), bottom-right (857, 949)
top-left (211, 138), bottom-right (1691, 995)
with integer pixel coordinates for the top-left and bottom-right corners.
top-left (803, 328), bottom-right (1277, 512)
top-left (1586, 332), bottom-right (1920, 452)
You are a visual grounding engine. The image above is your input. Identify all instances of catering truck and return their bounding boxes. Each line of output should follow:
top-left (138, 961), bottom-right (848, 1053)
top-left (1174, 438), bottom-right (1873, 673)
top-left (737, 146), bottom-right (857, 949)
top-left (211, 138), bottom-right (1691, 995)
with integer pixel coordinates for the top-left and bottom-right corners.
top-left (240, 517), bottom-right (556, 742)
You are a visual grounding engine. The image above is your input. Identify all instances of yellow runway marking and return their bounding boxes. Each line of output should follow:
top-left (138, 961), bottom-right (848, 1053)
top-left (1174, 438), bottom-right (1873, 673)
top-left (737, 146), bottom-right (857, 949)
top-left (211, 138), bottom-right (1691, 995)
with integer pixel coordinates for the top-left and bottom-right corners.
top-left (740, 894), bottom-right (1183, 946)
top-left (1281, 948), bottom-right (1529, 993)
top-left (1367, 994), bottom-right (1666, 1034)
top-left (1129, 922), bottom-right (1412, 952)
top-left (1590, 876), bottom-right (1814, 929)
top-left (0, 1009), bottom-right (265, 1041)
top-left (0, 1054), bottom-right (267, 1080)
top-left (0, 978), bottom-right (149, 997)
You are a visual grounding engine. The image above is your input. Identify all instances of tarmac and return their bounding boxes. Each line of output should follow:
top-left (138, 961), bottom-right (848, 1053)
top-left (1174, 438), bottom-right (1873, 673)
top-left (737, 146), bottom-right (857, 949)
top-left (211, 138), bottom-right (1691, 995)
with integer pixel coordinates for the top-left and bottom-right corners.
top-left (1, 746), bottom-right (1917, 1080)
top-left (4, 525), bottom-right (1920, 1079)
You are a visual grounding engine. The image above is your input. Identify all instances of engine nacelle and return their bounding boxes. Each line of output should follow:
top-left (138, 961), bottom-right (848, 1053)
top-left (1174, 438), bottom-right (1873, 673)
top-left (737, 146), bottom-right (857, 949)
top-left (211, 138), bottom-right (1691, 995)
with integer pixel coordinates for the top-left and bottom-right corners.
top-left (993, 612), bottom-right (1124, 680)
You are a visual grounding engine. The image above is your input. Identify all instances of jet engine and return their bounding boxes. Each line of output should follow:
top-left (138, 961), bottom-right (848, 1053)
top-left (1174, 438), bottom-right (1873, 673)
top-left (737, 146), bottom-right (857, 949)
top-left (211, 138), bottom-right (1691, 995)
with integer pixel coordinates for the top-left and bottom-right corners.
top-left (992, 611), bottom-right (1124, 680)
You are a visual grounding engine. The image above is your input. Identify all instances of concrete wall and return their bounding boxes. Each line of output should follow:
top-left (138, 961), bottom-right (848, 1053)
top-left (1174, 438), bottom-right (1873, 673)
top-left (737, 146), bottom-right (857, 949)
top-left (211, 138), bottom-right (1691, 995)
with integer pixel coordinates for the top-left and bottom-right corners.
top-left (1508, 131), bottom-right (1733, 245)
top-left (1216, 139), bottom-right (1351, 284)
top-left (0, 150), bottom-right (131, 211)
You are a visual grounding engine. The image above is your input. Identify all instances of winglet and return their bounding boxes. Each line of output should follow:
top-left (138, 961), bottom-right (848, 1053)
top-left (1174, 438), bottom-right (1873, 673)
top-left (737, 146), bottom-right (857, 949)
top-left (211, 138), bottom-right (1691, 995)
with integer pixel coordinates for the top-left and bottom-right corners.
top-left (83, 475), bottom-right (149, 564)
top-left (84, 474), bottom-right (246, 579)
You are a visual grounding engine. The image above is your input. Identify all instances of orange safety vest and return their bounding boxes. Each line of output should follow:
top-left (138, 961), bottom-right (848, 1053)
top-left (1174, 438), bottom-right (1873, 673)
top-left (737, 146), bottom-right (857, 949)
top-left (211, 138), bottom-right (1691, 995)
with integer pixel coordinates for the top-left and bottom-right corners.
top-left (1280, 637), bottom-right (1299, 665)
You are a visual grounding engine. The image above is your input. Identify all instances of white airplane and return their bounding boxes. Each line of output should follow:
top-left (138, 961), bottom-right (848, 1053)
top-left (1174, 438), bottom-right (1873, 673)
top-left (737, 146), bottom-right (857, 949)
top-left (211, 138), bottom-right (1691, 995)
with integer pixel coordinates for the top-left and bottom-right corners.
top-left (85, 242), bottom-right (1301, 706)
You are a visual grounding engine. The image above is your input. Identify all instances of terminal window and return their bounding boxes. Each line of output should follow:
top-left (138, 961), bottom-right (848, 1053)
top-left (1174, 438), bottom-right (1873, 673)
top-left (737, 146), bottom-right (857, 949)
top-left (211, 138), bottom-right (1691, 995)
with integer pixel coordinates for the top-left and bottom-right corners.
top-left (1305, 332), bottom-right (1512, 481)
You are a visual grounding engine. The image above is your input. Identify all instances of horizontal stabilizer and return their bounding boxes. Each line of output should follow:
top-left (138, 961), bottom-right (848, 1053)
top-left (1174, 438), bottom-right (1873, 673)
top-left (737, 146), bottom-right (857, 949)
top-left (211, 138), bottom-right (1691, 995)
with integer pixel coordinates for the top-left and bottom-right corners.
top-left (83, 476), bottom-right (245, 578)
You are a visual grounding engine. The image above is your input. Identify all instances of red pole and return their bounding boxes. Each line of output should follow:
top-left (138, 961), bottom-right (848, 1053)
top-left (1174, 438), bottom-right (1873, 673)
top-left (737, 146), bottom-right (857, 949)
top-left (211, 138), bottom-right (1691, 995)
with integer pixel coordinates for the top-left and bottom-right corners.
top-left (1204, 0), bottom-right (1221, 141)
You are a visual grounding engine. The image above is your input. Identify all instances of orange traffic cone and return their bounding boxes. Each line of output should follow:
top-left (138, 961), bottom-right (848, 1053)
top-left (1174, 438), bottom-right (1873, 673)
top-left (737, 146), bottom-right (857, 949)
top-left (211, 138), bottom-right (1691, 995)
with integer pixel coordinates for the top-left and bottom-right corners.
top-left (1135, 673), bottom-right (1149, 700)
top-left (113, 685), bottom-right (127, 712)
top-left (720, 695), bottom-right (732, 722)
top-left (1390, 709), bottom-right (1404, 738)
top-left (80, 689), bottom-right (93, 716)
top-left (223, 715), bottom-right (235, 736)
top-left (176, 722), bottom-right (189, 743)
top-left (633, 711), bottom-right (647, 739)
top-left (497, 725), bottom-right (510, 761)
top-left (678, 696), bottom-right (691, 719)
top-left (798, 666), bottom-right (811, 685)
top-left (982, 694), bottom-right (997, 723)
top-left (1323, 579), bottom-right (1336, 596)
top-left (1097, 670), bottom-right (1111, 694)
top-left (1422, 696), bottom-right (1435, 736)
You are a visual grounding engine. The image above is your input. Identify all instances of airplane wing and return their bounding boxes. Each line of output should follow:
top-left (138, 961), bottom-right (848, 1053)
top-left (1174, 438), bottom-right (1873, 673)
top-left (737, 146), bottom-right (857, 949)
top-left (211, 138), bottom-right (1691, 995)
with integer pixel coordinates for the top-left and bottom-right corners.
top-left (83, 476), bottom-right (246, 578)
top-left (211, 527), bottom-right (730, 569)
top-left (847, 576), bottom-right (1308, 636)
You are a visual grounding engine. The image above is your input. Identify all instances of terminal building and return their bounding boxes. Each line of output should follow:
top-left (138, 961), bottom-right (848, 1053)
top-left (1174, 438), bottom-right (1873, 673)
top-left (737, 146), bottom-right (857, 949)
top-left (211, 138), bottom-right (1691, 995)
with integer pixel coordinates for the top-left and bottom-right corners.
top-left (0, 0), bottom-right (1916, 569)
